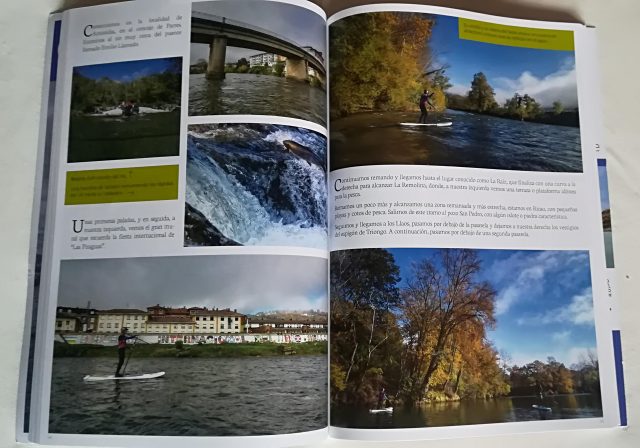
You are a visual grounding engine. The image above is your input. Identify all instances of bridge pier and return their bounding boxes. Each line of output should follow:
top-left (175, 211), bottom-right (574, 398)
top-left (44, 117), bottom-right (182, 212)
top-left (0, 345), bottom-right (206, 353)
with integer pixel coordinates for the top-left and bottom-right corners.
top-left (285, 57), bottom-right (308, 82)
top-left (206, 37), bottom-right (227, 79)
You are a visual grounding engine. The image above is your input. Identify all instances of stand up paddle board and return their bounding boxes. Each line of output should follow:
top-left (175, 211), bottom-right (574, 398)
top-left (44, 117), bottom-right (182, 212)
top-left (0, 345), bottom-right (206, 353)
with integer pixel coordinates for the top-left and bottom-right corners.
top-left (532, 405), bottom-right (552, 412)
top-left (83, 371), bottom-right (165, 382)
top-left (369, 407), bottom-right (394, 414)
top-left (400, 121), bottom-right (453, 127)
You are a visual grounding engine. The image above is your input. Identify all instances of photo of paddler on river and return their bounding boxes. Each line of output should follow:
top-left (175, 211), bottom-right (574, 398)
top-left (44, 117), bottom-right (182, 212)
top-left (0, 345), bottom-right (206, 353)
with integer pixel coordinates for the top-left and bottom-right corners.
top-left (329, 12), bottom-right (582, 173)
top-left (330, 248), bottom-right (603, 429)
top-left (185, 122), bottom-right (327, 249)
top-left (50, 254), bottom-right (328, 436)
top-left (68, 57), bottom-right (182, 163)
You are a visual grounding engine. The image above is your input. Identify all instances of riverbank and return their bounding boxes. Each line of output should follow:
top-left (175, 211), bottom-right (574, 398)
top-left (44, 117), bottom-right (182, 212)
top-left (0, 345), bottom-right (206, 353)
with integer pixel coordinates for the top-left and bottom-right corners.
top-left (53, 341), bottom-right (327, 358)
top-left (447, 106), bottom-right (579, 127)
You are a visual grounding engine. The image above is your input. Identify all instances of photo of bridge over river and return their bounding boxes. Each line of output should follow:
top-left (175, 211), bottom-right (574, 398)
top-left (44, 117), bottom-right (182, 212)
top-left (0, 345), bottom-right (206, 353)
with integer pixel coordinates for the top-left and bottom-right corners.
top-left (189, 1), bottom-right (327, 126)
top-left (49, 254), bottom-right (328, 436)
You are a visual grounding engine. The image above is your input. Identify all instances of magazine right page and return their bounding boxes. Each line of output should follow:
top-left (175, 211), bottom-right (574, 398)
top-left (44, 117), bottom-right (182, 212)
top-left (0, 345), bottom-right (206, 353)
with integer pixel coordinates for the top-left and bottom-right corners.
top-left (327, 4), bottom-right (624, 441)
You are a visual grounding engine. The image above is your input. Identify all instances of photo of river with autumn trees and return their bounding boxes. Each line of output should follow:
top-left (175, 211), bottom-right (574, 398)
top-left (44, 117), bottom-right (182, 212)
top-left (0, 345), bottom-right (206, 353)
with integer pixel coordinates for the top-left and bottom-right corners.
top-left (329, 13), bottom-right (582, 173)
top-left (330, 248), bottom-right (602, 428)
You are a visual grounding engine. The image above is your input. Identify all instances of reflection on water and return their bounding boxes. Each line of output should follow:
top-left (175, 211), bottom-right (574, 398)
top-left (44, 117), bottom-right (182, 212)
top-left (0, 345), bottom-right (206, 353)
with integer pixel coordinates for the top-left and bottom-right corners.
top-left (50, 356), bottom-right (327, 436)
top-left (331, 393), bottom-right (602, 429)
top-left (189, 73), bottom-right (327, 126)
top-left (330, 109), bottom-right (582, 172)
top-left (68, 111), bottom-right (180, 162)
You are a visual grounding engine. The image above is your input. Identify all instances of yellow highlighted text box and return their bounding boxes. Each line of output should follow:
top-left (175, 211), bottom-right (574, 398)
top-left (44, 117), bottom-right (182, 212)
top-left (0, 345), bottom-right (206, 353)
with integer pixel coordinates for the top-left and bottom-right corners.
top-left (459, 18), bottom-right (574, 51)
top-left (65, 165), bottom-right (179, 205)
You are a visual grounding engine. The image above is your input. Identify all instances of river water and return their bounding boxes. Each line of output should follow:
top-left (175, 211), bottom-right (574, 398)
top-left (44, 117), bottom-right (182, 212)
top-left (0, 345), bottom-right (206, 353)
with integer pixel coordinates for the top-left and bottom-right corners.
top-left (189, 73), bottom-right (327, 126)
top-left (330, 109), bottom-right (582, 173)
top-left (331, 393), bottom-right (602, 429)
top-left (68, 111), bottom-right (180, 163)
top-left (50, 355), bottom-right (327, 436)
top-left (186, 124), bottom-right (327, 249)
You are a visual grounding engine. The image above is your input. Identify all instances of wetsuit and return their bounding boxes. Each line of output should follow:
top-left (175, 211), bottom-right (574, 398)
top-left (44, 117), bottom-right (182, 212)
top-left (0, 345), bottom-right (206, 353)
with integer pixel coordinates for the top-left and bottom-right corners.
top-left (419, 92), bottom-right (434, 123)
top-left (115, 334), bottom-right (135, 377)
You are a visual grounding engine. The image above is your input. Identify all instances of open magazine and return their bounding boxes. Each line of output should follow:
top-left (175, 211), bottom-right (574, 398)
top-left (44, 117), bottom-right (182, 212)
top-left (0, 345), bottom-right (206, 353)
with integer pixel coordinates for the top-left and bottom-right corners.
top-left (18, 0), bottom-right (626, 446)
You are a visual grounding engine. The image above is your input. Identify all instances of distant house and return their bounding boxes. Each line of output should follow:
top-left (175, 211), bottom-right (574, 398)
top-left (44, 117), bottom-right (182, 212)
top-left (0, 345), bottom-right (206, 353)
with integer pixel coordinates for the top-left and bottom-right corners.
top-left (55, 306), bottom-right (97, 333)
top-left (248, 52), bottom-right (284, 67)
top-left (96, 308), bottom-right (147, 333)
top-left (247, 314), bottom-right (327, 333)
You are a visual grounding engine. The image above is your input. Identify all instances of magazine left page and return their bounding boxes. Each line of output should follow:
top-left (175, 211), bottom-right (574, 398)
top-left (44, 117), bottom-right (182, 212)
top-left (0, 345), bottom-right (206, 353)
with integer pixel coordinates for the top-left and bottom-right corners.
top-left (25, 0), bottom-right (329, 446)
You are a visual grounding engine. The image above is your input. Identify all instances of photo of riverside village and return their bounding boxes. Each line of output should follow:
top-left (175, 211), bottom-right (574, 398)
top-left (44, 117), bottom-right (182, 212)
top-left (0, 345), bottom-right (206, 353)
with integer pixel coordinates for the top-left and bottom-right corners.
top-left (189, 0), bottom-right (327, 125)
top-left (329, 13), bottom-right (582, 173)
top-left (68, 57), bottom-right (182, 163)
top-left (330, 248), bottom-right (602, 429)
top-left (50, 255), bottom-right (327, 436)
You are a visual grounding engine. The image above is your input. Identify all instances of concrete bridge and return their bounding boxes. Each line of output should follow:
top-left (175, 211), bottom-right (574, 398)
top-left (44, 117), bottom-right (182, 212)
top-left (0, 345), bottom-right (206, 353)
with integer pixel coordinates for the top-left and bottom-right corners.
top-left (192, 12), bottom-right (326, 82)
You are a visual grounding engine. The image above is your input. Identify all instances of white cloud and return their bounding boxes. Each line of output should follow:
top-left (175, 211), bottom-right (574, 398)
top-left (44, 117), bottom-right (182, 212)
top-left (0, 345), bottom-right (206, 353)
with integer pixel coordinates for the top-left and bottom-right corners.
top-left (490, 251), bottom-right (569, 316)
top-left (492, 61), bottom-right (578, 108)
top-left (552, 330), bottom-right (571, 343)
top-left (516, 287), bottom-right (594, 326)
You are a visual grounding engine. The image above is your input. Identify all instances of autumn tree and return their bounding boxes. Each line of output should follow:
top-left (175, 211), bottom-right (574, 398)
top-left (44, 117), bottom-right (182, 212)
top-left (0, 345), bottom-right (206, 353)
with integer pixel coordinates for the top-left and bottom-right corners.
top-left (330, 12), bottom-right (435, 115)
top-left (467, 72), bottom-right (497, 112)
top-left (509, 357), bottom-right (575, 395)
top-left (330, 249), bottom-right (403, 406)
top-left (400, 249), bottom-right (497, 404)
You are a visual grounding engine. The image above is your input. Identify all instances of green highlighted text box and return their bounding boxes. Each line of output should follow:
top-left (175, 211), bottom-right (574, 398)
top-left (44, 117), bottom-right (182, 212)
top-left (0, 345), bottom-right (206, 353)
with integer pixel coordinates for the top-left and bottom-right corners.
top-left (65, 165), bottom-right (179, 205)
top-left (459, 18), bottom-right (574, 51)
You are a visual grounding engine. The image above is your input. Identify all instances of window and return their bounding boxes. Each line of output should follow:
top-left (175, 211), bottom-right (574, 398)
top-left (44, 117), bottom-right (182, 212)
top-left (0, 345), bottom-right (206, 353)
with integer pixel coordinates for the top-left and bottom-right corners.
top-left (134, 316), bottom-right (138, 320)
top-left (133, 323), bottom-right (138, 329)
top-left (115, 323), bottom-right (119, 329)
top-left (221, 324), bottom-right (225, 329)
top-left (181, 325), bottom-right (185, 329)
top-left (235, 317), bottom-right (238, 321)
top-left (163, 325), bottom-right (168, 329)
top-left (107, 323), bottom-right (112, 328)
top-left (65, 320), bottom-right (70, 325)
top-left (99, 323), bottom-right (104, 328)
top-left (235, 325), bottom-right (239, 330)
top-left (57, 321), bottom-right (62, 328)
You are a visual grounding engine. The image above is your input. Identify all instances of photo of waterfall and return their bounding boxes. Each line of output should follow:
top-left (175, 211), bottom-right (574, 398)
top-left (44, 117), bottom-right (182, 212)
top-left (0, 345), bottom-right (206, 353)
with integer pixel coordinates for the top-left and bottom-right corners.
top-left (185, 123), bottom-right (327, 249)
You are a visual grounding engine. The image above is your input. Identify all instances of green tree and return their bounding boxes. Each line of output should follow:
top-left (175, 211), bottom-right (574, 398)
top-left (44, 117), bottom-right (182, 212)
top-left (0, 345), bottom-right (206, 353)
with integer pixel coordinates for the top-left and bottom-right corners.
top-left (504, 93), bottom-right (542, 120)
top-left (273, 61), bottom-right (285, 77)
top-left (330, 249), bottom-right (403, 406)
top-left (467, 72), bottom-right (497, 112)
top-left (553, 100), bottom-right (565, 115)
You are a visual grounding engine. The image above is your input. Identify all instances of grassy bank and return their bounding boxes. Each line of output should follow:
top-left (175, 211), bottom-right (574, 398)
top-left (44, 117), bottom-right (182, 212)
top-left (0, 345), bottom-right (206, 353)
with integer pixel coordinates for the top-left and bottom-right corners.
top-left (53, 341), bottom-right (327, 358)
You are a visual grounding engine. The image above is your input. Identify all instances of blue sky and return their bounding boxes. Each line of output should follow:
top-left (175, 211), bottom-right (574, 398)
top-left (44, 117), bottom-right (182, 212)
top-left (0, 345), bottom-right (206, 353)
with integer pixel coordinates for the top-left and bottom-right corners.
top-left (429, 15), bottom-right (578, 108)
top-left (388, 248), bottom-right (597, 367)
top-left (598, 161), bottom-right (611, 210)
top-left (74, 57), bottom-right (181, 82)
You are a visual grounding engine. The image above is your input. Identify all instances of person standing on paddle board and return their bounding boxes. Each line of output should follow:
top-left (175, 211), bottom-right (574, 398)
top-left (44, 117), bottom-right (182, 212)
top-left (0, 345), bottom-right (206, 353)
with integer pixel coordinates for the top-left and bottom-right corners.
top-left (377, 387), bottom-right (388, 409)
top-left (115, 327), bottom-right (136, 377)
top-left (418, 89), bottom-right (435, 123)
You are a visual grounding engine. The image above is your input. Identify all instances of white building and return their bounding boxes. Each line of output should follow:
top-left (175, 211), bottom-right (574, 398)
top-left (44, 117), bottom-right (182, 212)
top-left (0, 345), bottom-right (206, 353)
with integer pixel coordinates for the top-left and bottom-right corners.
top-left (96, 309), bottom-right (147, 333)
